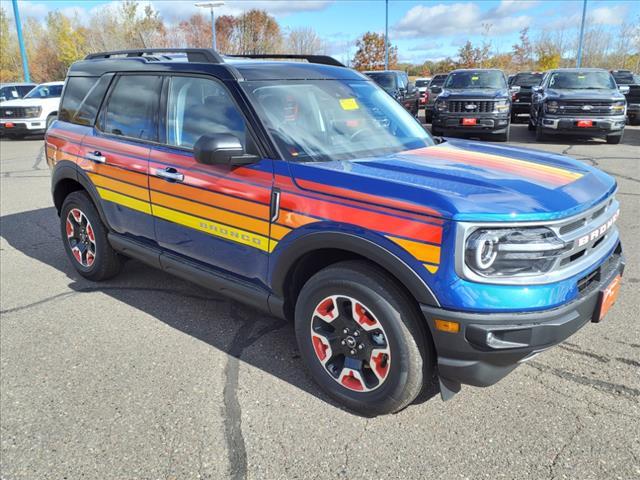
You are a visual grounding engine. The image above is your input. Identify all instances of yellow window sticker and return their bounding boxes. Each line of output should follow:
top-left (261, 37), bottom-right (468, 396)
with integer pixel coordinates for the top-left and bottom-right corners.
top-left (471, 76), bottom-right (479, 81)
top-left (339, 98), bottom-right (359, 110)
top-left (578, 75), bottom-right (585, 79)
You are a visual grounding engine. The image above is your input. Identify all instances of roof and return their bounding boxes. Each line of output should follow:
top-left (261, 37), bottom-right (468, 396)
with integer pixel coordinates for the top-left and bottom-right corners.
top-left (547, 68), bottom-right (608, 73)
top-left (449, 68), bottom-right (503, 73)
top-left (38, 81), bottom-right (65, 86)
top-left (70, 49), bottom-right (366, 82)
top-left (0, 82), bottom-right (36, 87)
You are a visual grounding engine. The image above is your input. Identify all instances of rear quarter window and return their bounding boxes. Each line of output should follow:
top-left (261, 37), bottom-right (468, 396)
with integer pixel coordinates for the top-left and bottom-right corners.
top-left (59, 77), bottom-right (99, 122)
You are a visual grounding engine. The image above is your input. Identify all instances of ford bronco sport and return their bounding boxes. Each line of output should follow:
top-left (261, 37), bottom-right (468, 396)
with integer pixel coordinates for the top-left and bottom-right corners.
top-left (529, 68), bottom-right (627, 144)
top-left (47, 49), bottom-right (624, 416)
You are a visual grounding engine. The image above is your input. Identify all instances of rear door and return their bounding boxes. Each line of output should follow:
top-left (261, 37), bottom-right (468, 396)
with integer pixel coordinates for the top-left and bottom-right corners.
top-left (79, 74), bottom-right (162, 242)
top-left (148, 75), bottom-right (274, 285)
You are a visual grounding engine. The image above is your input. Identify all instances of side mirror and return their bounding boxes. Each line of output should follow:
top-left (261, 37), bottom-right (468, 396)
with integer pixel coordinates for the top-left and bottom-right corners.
top-left (431, 86), bottom-right (442, 94)
top-left (619, 85), bottom-right (630, 94)
top-left (194, 134), bottom-right (257, 166)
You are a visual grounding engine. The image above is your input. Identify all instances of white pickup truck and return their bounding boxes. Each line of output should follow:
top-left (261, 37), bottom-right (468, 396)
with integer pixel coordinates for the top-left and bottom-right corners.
top-left (0, 81), bottom-right (64, 139)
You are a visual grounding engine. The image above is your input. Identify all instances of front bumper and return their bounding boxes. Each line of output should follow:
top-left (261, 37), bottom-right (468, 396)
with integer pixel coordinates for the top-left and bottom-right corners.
top-left (0, 118), bottom-right (46, 136)
top-left (539, 114), bottom-right (626, 135)
top-left (432, 112), bottom-right (510, 134)
top-left (421, 247), bottom-right (624, 397)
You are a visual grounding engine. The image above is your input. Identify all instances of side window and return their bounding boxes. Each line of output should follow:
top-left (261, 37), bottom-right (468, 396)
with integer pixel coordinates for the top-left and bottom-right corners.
top-left (398, 74), bottom-right (408, 89)
top-left (18, 86), bottom-right (33, 96)
top-left (73, 74), bottom-right (113, 126)
top-left (102, 75), bottom-right (162, 141)
top-left (165, 76), bottom-right (255, 152)
top-left (59, 77), bottom-right (99, 122)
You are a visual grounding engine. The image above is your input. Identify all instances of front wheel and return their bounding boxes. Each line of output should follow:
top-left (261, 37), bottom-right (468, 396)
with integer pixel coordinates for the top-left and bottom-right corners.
top-left (535, 123), bottom-right (546, 141)
top-left (60, 191), bottom-right (123, 281)
top-left (295, 260), bottom-right (433, 416)
top-left (605, 132), bottom-right (623, 144)
top-left (494, 129), bottom-right (510, 142)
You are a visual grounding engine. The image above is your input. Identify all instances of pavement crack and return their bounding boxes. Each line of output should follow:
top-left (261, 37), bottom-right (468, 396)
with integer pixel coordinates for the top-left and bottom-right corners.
top-left (548, 414), bottom-right (586, 480)
top-left (222, 303), bottom-right (287, 480)
top-left (558, 344), bottom-right (610, 363)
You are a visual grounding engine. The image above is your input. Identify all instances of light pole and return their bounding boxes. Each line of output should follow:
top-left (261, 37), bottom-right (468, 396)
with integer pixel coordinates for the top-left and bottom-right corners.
top-left (576, 0), bottom-right (587, 67)
top-left (384, 0), bottom-right (389, 70)
top-left (11, 0), bottom-right (30, 82)
top-left (195, 1), bottom-right (225, 51)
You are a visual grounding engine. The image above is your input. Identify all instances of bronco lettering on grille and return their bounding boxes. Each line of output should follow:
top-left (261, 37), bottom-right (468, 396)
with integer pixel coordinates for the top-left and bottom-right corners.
top-left (577, 210), bottom-right (619, 247)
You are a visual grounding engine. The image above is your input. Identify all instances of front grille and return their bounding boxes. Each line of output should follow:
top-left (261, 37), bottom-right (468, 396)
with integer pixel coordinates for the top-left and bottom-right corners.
top-left (0, 106), bottom-right (28, 118)
top-left (447, 100), bottom-right (495, 113)
top-left (555, 101), bottom-right (617, 116)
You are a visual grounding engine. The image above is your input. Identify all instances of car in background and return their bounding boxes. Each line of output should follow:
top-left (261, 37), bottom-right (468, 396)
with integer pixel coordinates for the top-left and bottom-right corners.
top-left (424, 73), bottom-right (448, 123)
top-left (415, 77), bottom-right (431, 107)
top-left (610, 69), bottom-right (640, 125)
top-left (0, 81), bottom-right (63, 139)
top-left (431, 69), bottom-right (511, 141)
top-left (0, 82), bottom-right (37, 103)
top-left (508, 72), bottom-right (544, 123)
top-left (364, 70), bottom-right (420, 116)
top-left (530, 68), bottom-right (626, 144)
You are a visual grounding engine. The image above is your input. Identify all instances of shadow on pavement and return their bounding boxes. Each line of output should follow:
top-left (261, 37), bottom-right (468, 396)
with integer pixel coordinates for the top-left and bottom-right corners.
top-left (1, 207), bottom-right (439, 415)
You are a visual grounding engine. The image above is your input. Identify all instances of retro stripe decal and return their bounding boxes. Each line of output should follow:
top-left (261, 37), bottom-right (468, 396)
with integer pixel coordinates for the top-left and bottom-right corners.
top-left (96, 187), bottom-right (152, 215)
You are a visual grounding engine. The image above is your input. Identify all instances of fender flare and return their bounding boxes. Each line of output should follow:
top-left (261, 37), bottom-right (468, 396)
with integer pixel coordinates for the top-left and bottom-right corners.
top-left (270, 231), bottom-right (440, 307)
top-left (51, 161), bottom-right (110, 229)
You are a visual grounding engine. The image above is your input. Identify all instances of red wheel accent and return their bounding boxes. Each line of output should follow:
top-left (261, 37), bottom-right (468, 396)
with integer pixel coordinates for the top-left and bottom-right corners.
top-left (312, 335), bottom-right (329, 361)
top-left (314, 296), bottom-right (336, 321)
top-left (341, 371), bottom-right (364, 391)
top-left (354, 302), bottom-right (377, 328)
top-left (371, 351), bottom-right (390, 380)
top-left (86, 224), bottom-right (95, 242)
top-left (72, 247), bottom-right (82, 263)
top-left (71, 208), bottom-right (82, 223)
top-left (86, 252), bottom-right (95, 267)
top-left (65, 208), bottom-right (97, 268)
top-left (66, 218), bottom-right (74, 238)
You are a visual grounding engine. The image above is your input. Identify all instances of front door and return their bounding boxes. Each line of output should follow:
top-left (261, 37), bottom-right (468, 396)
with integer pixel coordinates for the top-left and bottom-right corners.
top-left (149, 75), bottom-right (274, 285)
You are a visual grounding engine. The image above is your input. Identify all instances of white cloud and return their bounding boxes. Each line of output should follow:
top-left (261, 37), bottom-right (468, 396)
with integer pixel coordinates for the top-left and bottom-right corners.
top-left (393, 1), bottom-right (533, 38)
top-left (543, 4), bottom-right (629, 30)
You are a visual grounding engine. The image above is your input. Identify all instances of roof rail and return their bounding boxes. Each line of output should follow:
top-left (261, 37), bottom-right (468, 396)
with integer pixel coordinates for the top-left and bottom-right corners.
top-left (85, 48), bottom-right (224, 64)
top-left (225, 54), bottom-right (344, 67)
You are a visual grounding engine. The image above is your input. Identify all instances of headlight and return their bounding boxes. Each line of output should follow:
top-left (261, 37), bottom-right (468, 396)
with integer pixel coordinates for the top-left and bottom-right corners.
top-left (495, 100), bottom-right (509, 112)
top-left (545, 101), bottom-right (559, 113)
top-left (435, 99), bottom-right (447, 112)
top-left (24, 106), bottom-right (42, 118)
top-left (464, 227), bottom-right (567, 278)
top-left (611, 101), bottom-right (625, 113)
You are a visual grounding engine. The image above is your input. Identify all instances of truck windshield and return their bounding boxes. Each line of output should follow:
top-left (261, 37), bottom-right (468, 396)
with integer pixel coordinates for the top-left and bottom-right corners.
top-left (548, 71), bottom-right (616, 90)
top-left (242, 79), bottom-right (433, 162)
top-left (430, 75), bottom-right (447, 87)
top-left (511, 73), bottom-right (543, 87)
top-left (24, 84), bottom-right (63, 99)
top-left (444, 71), bottom-right (506, 89)
top-left (365, 73), bottom-right (397, 91)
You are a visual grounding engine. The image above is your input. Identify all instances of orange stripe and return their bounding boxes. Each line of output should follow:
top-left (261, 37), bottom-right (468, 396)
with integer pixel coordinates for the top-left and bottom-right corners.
top-left (387, 235), bottom-right (441, 264)
top-left (149, 177), bottom-right (270, 219)
top-left (270, 223), bottom-right (292, 240)
top-left (151, 191), bottom-right (271, 236)
top-left (88, 173), bottom-right (150, 201)
top-left (277, 210), bottom-right (320, 229)
top-left (85, 163), bottom-right (148, 188)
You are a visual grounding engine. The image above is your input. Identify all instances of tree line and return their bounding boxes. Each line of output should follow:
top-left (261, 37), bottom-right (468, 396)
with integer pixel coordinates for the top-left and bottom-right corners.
top-left (1, 1), bottom-right (638, 83)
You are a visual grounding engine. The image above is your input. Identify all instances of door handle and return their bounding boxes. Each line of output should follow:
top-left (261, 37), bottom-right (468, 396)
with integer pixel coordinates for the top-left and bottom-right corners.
top-left (155, 167), bottom-right (184, 183)
top-left (86, 151), bottom-right (106, 164)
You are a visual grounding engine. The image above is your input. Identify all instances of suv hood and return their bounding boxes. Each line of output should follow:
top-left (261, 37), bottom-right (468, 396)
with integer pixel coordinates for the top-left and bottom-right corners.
top-left (439, 88), bottom-right (508, 100)
top-left (293, 139), bottom-right (615, 222)
top-left (0, 97), bottom-right (60, 108)
top-left (546, 89), bottom-right (625, 102)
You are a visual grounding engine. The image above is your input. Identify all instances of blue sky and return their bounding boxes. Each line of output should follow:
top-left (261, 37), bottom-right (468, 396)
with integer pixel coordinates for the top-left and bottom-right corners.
top-left (6, 0), bottom-right (640, 63)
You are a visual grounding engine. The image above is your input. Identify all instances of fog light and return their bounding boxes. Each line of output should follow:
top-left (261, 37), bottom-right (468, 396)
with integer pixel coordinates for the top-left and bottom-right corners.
top-left (435, 319), bottom-right (460, 333)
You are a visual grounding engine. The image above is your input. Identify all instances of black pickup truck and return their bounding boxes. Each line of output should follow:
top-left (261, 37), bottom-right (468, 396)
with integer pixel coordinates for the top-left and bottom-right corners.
top-left (431, 69), bottom-right (511, 141)
top-left (364, 70), bottom-right (420, 116)
top-left (530, 68), bottom-right (627, 144)
top-left (611, 70), bottom-right (640, 125)
top-left (508, 71), bottom-right (544, 122)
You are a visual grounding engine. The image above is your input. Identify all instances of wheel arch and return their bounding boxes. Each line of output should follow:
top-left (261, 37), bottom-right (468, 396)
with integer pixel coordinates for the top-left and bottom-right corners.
top-left (52, 162), bottom-right (109, 228)
top-left (269, 231), bottom-right (440, 320)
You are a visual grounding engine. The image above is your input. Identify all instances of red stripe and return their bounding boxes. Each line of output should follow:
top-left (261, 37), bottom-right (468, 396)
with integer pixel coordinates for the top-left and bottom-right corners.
top-left (280, 192), bottom-right (442, 244)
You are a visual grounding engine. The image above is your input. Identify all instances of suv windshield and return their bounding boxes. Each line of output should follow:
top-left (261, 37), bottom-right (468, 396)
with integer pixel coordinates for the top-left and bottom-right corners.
top-left (444, 71), bottom-right (506, 89)
top-left (511, 73), bottom-right (543, 87)
top-left (242, 79), bottom-right (433, 162)
top-left (548, 71), bottom-right (616, 90)
top-left (611, 71), bottom-right (635, 85)
top-left (365, 72), bottom-right (396, 91)
top-left (25, 84), bottom-right (63, 99)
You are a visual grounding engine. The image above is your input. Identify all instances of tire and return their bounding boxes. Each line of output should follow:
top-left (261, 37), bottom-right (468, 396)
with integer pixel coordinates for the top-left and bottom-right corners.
top-left (629, 117), bottom-right (640, 126)
top-left (60, 191), bottom-right (123, 281)
top-left (295, 260), bottom-right (433, 416)
top-left (605, 133), bottom-right (623, 144)
top-left (495, 129), bottom-right (510, 142)
top-left (511, 112), bottom-right (517, 123)
top-left (46, 114), bottom-right (56, 130)
top-left (535, 123), bottom-right (546, 141)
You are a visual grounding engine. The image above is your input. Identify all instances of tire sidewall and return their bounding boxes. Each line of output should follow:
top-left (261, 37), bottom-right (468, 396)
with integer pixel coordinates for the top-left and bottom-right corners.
top-left (295, 275), bottom-right (424, 415)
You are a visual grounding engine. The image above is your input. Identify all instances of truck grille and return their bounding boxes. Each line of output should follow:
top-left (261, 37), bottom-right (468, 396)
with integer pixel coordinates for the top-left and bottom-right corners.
top-left (447, 100), bottom-right (495, 113)
top-left (555, 101), bottom-right (616, 116)
top-left (0, 106), bottom-right (28, 118)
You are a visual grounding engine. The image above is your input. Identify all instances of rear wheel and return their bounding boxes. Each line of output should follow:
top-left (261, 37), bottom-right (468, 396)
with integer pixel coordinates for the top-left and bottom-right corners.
top-left (60, 191), bottom-right (123, 281)
top-left (605, 132), bottom-right (623, 144)
top-left (295, 260), bottom-right (433, 416)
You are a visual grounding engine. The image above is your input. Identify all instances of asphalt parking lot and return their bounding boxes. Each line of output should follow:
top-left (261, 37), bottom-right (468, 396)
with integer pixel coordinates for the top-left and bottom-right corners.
top-left (1, 124), bottom-right (639, 479)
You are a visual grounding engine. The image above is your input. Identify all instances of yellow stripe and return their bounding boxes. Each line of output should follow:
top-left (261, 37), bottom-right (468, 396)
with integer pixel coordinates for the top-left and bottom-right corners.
top-left (152, 205), bottom-right (271, 252)
top-left (439, 145), bottom-right (582, 180)
top-left (387, 235), bottom-right (440, 265)
top-left (90, 173), bottom-right (149, 201)
top-left (424, 264), bottom-right (439, 274)
top-left (97, 187), bottom-right (152, 214)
